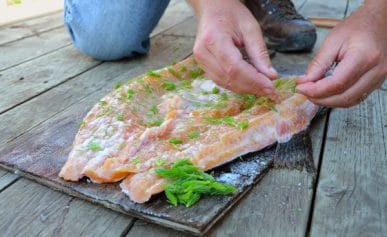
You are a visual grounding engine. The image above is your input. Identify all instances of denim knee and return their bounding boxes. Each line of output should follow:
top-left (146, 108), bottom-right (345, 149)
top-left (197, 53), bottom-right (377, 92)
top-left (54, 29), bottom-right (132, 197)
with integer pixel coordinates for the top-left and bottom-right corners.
top-left (64, 0), bottom-right (169, 61)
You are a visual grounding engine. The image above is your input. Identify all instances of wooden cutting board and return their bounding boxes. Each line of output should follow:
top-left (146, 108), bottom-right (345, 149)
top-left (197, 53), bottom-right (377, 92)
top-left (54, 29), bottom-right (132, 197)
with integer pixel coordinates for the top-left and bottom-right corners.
top-left (0, 66), bottom-right (317, 236)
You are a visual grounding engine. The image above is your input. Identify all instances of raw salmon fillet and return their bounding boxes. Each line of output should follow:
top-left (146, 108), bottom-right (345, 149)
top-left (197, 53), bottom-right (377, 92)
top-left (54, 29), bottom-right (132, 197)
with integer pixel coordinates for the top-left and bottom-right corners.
top-left (59, 57), bottom-right (318, 203)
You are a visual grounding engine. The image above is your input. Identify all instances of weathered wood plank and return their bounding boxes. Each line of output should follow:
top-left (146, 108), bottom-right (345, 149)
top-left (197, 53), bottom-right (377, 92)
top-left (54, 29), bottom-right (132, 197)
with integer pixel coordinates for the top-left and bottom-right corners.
top-left (0, 169), bottom-right (18, 192)
top-left (151, 0), bottom-right (193, 37)
top-left (0, 12), bottom-right (64, 45)
top-left (298, 0), bottom-right (346, 18)
top-left (0, 27), bottom-right (71, 71)
top-left (0, 179), bottom-right (133, 237)
top-left (0, 46), bottom-right (100, 114)
top-left (310, 83), bottom-right (387, 237)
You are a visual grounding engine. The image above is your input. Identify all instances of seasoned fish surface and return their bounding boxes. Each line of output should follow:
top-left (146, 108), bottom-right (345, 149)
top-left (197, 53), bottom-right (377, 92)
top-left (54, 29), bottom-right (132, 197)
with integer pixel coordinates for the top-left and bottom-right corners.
top-left (59, 57), bottom-right (318, 203)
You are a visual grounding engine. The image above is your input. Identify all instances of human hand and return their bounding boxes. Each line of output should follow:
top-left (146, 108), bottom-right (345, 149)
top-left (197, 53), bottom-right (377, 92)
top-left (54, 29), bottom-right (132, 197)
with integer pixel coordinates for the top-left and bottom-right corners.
top-left (188, 0), bottom-right (278, 96)
top-left (296, 2), bottom-right (387, 107)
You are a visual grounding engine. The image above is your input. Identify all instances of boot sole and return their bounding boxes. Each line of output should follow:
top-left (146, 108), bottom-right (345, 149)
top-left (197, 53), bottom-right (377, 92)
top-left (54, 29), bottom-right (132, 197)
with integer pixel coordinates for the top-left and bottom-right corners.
top-left (265, 31), bottom-right (317, 52)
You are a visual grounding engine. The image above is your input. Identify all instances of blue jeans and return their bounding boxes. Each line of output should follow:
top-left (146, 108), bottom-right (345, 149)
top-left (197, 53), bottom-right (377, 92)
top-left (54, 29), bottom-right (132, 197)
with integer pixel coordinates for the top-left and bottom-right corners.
top-left (64, 0), bottom-right (170, 61)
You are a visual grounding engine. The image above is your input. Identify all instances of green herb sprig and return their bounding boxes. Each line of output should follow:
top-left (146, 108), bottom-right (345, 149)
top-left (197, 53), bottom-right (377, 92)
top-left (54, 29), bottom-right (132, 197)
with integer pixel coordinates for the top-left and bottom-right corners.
top-left (273, 78), bottom-right (296, 93)
top-left (156, 159), bottom-right (236, 207)
top-left (146, 70), bottom-right (163, 78)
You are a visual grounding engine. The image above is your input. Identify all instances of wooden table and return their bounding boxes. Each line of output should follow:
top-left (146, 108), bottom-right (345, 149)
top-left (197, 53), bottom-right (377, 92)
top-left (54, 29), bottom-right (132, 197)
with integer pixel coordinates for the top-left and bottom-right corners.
top-left (0, 0), bottom-right (386, 236)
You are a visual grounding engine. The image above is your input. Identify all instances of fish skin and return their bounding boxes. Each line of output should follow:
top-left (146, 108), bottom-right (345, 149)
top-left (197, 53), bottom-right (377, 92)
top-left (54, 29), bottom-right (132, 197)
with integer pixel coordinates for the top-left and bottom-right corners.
top-left (59, 56), bottom-right (319, 203)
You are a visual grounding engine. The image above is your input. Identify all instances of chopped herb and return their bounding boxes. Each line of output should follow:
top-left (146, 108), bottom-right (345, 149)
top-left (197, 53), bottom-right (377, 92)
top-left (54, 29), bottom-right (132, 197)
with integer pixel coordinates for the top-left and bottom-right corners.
top-left (99, 100), bottom-right (107, 106)
top-left (116, 114), bottom-right (124, 121)
top-left (238, 121), bottom-right (249, 130)
top-left (127, 89), bottom-right (135, 99)
top-left (222, 116), bottom-right (236, 126)
top-left (131, 157), bottom-right (141, 165)
top-left (266, 104), bottom-right (278, 112)
top-left (169, 138), bottom-right (183, 145)
top-left (177, 80), bottom-right (192, 90)
top-left (150, 105), bottom-right (158, 115)
top-left (79, 121), bottom-right (86, 128)
top-left (146, 70), bottom-right (162, 78)
top-left (156, 159), bottom-right (236, 207)
top-left (167, 67), bottom-right (182, 79)
top-left (97, 107), bottom-right (112, 117)
top-left (137, 78), bottom-right (145, 84)
top-left (206, 117), bottom-right (222, 125)
top-left (144, 84), bottom-right (153, 93)
top-left (148, 118), bottom-right (163, 127)
top-left (187, 130), bottom-right (200, 139)
top-left (88, 142), bottom-right (102, 151)
top-left (256, 96), bottom-right (278, 112)
top-left (189, 67), bottom-right (204, 78)
top-left (172, 59), bottom-right (177, 65)
top-left (114, 81), bottom-right (122, 89)
top-left (274, 78), bottom-right (296, 93)
top-left (211, 87), bottom-right (220, 94)
top-left (155, 159), bottom-right (167, 167)
top-left (161, 81), bottom-right (176, 91)
top-left (197, 75), bottom-right (206, 80)
top-left (206, 116), bottom-right (236, 127)
top-left (179, 65), bottom-right (187, 72)
top-left (241, 94), bottom-right (257, 110)
top-left (220, 93), bottom-right (229, 101)
top-left (256, 96), bottom-right (272, 105)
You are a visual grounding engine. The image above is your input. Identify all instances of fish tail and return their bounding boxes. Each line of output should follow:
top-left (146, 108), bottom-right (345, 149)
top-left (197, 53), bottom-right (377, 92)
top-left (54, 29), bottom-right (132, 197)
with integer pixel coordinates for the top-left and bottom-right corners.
top-left (273, 129), bottom-right (316, 176)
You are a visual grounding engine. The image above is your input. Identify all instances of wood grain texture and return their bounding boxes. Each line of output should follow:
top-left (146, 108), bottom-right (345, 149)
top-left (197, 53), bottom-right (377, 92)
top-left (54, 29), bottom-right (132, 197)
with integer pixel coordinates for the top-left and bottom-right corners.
top-left (0, 169), bottom-right (18, 192)
top-left (298, 0), bottom-right (346, 18)
top-left (151, 0), bottom-right (194, 37)
top-left (310, 83), bottom-right (387, 237)
top-left (0, 12), bottom-right (64, 45)
top-left (0, 27), bottom-right (71, 71)
top-left (0, 179), bottom-right (132, 237)
top-left (0, 46), bottom-right (99, 114)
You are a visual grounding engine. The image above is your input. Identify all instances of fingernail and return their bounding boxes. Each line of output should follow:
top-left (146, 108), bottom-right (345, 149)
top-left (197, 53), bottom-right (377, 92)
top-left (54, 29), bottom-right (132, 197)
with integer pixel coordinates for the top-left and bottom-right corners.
top-left (263, 88), bottom-right (275, 95)
top-left (269, 67), bottom-right (277, 75)
top-left (296, 74), bottom-right (307, 83)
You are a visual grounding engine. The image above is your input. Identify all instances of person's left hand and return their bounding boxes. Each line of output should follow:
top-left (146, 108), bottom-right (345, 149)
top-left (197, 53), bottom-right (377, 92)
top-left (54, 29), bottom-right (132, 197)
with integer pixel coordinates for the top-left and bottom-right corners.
top-left (296, 3), bottom-right (387, 107)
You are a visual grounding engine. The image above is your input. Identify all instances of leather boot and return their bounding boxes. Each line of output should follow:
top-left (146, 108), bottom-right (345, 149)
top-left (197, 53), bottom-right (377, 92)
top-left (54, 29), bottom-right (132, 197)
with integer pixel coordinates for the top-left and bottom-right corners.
top-left (245, 0), bottom-right (317, 52)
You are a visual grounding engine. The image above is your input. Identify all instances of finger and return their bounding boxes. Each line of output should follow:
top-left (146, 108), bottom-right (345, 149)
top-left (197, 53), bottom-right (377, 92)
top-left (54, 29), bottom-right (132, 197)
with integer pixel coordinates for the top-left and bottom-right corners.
top-left (242, 24), bottom-right (278, 79)
top-left (297, 36), bottom-right (341, 84)
top-left (206, 34), bottom-right (276, 95)
top-left (193, 41), bottom-right (226, 80)
top-left (297, 50), bottom-right (378, 98)
top-left (309, 67), bottom-right (382, 107)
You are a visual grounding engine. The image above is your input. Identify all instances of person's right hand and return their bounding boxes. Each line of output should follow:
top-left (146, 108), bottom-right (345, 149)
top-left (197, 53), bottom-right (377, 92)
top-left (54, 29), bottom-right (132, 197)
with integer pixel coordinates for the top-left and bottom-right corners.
top-left (188, 0), bottom-right (278, 96)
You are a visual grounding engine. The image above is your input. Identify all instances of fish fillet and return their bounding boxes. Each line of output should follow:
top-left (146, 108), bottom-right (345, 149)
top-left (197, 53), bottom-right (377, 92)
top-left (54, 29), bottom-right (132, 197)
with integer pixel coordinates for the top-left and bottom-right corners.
top-left (59, 57), bottom-right (318, 203)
